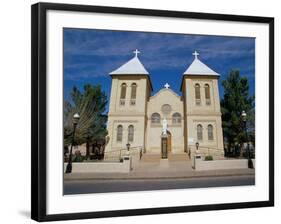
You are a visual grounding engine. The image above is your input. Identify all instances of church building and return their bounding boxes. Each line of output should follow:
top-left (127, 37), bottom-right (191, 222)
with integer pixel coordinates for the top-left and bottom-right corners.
top-left (105, 50), bottom-right (224, 159)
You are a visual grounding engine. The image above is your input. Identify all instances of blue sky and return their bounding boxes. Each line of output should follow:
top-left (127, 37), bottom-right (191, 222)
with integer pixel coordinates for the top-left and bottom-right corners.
top-left (64, 28), bottom-right (255, 112)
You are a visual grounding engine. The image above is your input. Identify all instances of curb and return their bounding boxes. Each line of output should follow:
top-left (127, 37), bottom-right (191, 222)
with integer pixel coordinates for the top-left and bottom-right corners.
top-left (64, 172), bottom-right (255, 181)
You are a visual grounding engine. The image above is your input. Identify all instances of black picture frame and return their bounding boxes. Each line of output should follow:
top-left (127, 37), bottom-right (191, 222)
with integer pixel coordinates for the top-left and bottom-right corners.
top-left (31, 2), bottom-right (274, 222)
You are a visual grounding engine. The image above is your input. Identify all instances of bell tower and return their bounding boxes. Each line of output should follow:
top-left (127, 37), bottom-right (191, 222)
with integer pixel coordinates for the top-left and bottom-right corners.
top-left (105, 50), bottom-right (153, 156)
top-left (181, 51), bottom-right (224, 158)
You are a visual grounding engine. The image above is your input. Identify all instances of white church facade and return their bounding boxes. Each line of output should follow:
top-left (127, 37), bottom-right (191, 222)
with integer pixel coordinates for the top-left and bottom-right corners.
top-left (105, 50), bottom-right (224, 159)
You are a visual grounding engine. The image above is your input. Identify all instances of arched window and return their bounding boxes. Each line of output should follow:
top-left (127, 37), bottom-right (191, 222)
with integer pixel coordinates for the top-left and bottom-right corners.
top-left (172, 113), bottom-right (181, 124)
top-left (197, 124), bottom-right (203, 141)
top-left (130, 83), bottom-right (137, 105)
top-left (128, 125), bottom-right (134, 142)
top-left (205, 84), bottom-right (211, 105)
top-left (208, 124), bottom-right (214, 140)
top-left (151, 113), bottom-right (161, 124)
top-left (120, 83), bottom-right (127, 105)
top-left (116, 125), bottom-right (123, 142)
top-left (195, 84), bottom-right (201, 105)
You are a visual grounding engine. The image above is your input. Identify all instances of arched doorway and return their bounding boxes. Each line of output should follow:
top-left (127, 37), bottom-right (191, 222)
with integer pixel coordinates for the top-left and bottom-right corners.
top-left (161, 130), bottom-right (172, 159)
top-left (167, 130), bottom-right (172, 153)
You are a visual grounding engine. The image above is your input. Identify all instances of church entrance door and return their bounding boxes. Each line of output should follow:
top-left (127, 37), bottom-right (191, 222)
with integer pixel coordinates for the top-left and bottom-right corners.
top-left (167, 131), bottom-right (172, 153)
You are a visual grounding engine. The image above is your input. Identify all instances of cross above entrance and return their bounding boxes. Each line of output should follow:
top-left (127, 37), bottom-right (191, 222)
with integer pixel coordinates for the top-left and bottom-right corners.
top-left (192, 50), bottom-right (199, 59)
top-left (164, 83), bottom-right (170, 89)
top-left (133, 49), bottom-right (140, 57)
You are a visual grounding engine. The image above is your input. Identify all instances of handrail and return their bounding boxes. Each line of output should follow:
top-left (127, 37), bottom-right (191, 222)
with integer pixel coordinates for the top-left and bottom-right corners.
top-left (187, 145), bottom-right (224, 158)
top-left (188, 145), bottom-right (224, 152)
top-left (103, 146), bottom-right (143, 154)
top-left (103, 146), bottom-right (143, 162)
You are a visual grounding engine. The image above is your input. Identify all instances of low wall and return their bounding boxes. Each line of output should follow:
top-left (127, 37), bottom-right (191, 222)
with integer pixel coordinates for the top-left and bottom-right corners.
top-left (194, 157), bottom-right (255, 171)
top-left (64, 156), bottom-right (132, 173)
top-left (189, 148), bottom-right (225, 160)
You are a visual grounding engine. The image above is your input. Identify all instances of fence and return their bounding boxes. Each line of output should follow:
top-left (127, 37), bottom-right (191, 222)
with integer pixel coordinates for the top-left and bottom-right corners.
top-left (188, 145), bottom-right (224, 160)
top-left (103, 146), bottom-right (143, 162)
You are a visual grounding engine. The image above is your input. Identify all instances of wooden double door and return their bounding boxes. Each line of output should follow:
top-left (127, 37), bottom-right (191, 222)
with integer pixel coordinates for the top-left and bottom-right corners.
top-left (161, 131), bottom-right (172, 159)
top-left (167, 131), bottom-right (172, 153)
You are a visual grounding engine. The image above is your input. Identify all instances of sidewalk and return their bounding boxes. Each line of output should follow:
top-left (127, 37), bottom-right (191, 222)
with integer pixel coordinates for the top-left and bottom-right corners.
top-left (64, 168), bottom-right (255, 181)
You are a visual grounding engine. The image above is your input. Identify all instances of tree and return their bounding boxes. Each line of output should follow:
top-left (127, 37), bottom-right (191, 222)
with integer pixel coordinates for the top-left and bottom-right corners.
top-left (220, 70), bottom-right (255, 156)
top-left (64, 84), bottom-right (108, 158)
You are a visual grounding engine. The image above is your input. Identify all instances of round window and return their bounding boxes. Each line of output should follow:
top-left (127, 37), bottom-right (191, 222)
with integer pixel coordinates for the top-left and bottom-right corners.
top-left (161, 104), bottom-right (172, 115)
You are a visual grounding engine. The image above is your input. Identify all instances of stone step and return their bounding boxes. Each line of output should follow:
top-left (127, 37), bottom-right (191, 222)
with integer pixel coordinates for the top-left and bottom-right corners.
top-left (140, 152), bottom-right (190, 162)
top-left (141, 153), bottom-right (161, 162)
top-left (168, 153), bottom-right (190, 161)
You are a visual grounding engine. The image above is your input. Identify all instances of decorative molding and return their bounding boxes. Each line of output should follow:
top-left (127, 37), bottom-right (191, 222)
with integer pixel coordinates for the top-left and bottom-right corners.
top-left (150, 124), bottom-right (162, 127)
top-left (108, 112), bottom-right (146, 117)
top-left (149, 88), bottom-right (182, 100)
top-left (193, 120), bottom-right (216, 123)
top-left (186, 112), bottom-right (221, 116)
top-left (170, 124), bottom-right (182, 127)
top-left (114, 120), bottom-right (138, 123)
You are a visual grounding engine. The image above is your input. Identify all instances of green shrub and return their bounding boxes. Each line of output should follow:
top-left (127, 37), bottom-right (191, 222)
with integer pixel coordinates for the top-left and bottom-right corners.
top-left (205, 155), bottom-right (213, 161)
top-left (72, 150), bottom-right (85, 162)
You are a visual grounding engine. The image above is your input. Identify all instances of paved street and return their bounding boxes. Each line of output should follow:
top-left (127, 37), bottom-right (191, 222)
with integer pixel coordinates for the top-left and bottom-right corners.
top-left (64, 175), bottom-right (254, 195)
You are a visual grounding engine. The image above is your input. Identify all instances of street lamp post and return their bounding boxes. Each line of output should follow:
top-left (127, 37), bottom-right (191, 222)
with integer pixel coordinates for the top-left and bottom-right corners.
top-left (86, 131), bottom-right (90, 160)
top-left (241, 111), bottom-right (253, 169)
top-left (65, 113), bottom-right (80, 173)
top-left (195, 142), bottom-right (199, 151)
top-left (126, 142), bottom-right (131, 151)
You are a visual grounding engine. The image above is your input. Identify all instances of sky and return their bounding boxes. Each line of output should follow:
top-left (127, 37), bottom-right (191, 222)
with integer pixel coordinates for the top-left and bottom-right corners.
top-left (64, 28), bottom-right (255, 112)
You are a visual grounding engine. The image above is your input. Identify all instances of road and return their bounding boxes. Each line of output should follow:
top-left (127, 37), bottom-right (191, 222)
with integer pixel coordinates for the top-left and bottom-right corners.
top-left (64, 175), bottom-right (255, 195)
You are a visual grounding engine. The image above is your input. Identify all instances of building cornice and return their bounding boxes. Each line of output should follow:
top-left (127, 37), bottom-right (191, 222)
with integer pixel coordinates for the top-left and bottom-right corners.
top-left (180, 74), bottom-right (220, 92)
top-left (185, 112), bottom-right (222, 116)
top-left (108, 112), bottom-right (146, 117)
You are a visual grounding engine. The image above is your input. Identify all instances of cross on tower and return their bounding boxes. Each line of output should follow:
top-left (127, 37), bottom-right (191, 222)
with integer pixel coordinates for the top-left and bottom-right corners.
top-left (192, 50), bottom-right (199, 59)
top-left (164, 83), bottom-right (170, 89)
top-left (133, 49), bottom-right (140, 57)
